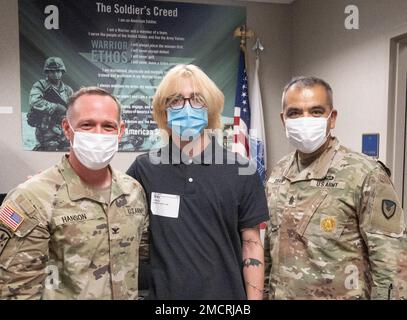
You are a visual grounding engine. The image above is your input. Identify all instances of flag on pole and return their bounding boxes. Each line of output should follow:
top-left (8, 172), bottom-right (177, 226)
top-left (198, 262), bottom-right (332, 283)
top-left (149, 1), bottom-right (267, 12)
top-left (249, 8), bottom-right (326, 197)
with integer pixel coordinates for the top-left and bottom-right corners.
top-left (233, 49), bottom-right (251, 158)
top-left (249, 55), bottom-right (267, 184)
top-left (233, 48), bottom-right (267, 184)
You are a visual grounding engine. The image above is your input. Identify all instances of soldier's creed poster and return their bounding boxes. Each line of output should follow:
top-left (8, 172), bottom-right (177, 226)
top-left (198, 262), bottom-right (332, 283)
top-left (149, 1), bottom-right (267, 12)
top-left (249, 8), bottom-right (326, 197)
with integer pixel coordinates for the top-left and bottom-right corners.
top-left (19, 0), bottom-right (245, 151)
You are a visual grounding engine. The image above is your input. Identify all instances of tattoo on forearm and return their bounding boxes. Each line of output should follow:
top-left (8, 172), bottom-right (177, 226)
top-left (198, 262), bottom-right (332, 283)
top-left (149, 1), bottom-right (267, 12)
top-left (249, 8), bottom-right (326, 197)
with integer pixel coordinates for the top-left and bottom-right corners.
top-left (243, 239), bottom-right (263, 248)
top-left (245, 281), bottom-right (264, 294)
top-left (243, 258), bottom-right (263, 268)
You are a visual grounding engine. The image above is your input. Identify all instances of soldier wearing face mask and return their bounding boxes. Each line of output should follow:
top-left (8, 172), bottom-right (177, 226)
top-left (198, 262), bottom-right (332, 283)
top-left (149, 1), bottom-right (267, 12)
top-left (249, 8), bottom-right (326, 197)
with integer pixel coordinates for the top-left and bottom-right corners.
top-left (0, 87), bottom-right (149, 299)
top-left (264, 76), bottom-right (407, 300)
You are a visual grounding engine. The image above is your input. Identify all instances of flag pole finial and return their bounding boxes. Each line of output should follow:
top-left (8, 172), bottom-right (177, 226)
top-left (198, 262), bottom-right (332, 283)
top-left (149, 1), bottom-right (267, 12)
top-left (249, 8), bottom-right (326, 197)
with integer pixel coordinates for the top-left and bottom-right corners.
top-left (234, 25), bottom-right (254, 49)
top-left (252, 38), bottom-right (264, 58)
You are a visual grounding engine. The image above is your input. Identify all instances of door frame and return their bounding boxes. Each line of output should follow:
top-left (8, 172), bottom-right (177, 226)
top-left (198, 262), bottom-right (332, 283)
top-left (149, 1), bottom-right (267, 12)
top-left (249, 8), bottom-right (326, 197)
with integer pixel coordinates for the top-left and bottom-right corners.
top-left (387, 27), bottom-right (407, 208)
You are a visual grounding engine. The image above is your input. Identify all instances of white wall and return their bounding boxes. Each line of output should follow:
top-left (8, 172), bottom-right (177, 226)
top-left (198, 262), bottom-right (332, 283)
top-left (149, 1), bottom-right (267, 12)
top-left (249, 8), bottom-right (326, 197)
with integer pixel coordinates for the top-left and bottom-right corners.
top-left (291, 0), bottom-right (407, 165)
top-left (0, 0), bottom-right (292, 193)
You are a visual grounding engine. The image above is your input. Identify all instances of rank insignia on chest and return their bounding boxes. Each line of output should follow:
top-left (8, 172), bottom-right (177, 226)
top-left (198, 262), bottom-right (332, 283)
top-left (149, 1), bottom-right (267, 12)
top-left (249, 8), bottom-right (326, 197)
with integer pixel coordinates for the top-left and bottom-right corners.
top-left (320, 216), bottom-right (337, 232)
top-left (287, 195), bottom-right (296, 207)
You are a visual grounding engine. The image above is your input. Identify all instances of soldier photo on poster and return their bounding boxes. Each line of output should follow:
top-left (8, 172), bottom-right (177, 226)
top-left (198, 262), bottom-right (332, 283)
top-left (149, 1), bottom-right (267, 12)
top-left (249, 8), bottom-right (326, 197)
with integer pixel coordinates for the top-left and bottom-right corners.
top-left (27, 57), bottom-right (73, 151)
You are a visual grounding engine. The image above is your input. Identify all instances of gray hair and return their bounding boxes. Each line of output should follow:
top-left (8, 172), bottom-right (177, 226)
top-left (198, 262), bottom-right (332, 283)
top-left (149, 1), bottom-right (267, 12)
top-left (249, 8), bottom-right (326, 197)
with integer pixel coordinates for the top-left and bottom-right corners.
top-left (66, 86), bottom-right (122, 122)
top-left (282, 76), bottom-right (333, 109)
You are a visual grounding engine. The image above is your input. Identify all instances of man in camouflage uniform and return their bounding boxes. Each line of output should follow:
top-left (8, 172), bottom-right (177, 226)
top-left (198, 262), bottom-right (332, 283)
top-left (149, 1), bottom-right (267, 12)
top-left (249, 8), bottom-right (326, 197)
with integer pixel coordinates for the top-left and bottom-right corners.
top-left (28, 57), bottom-right (73, 151)
top-left (264, 76), bottom-right (406, 300)
top-left (0, 87), bottom-right (148, 299)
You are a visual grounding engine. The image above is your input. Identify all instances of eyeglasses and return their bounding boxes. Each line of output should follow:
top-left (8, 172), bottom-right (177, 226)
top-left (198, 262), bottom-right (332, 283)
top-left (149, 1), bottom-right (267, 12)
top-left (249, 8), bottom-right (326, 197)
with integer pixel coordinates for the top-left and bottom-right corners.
top-left (166, 93), bottom-right (207, 110)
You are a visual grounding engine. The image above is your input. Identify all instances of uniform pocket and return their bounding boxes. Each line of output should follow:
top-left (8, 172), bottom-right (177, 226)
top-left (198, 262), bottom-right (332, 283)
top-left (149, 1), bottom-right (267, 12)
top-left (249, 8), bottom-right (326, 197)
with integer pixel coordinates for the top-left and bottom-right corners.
top-left (267, 185), bottom-right (283, 232)
top-left (50, 208), bottom-right (107, 251)
top-left (0, 218), bottom-right (41, 269)
top-left (299, 192), bottom-right (348, 249)
top-left (111, 206), bottom-right (147, 243)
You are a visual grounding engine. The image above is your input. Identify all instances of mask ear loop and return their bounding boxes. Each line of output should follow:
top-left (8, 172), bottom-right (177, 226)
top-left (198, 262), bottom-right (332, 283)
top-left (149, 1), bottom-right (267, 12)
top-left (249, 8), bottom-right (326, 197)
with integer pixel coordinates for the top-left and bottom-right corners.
top-left (326, 110), bottom-right (333, 139)
top-left (327, 110), bottom-right (333, 120)
top-left (67, 121), bottom-right (75, 133)
top-left (66, 121), bottom-right (76, 147)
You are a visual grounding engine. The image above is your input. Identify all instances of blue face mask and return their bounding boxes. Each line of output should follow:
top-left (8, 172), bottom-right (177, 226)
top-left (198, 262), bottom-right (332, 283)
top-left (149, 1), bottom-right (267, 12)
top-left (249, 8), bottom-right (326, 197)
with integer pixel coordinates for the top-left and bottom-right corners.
top-left (167, 105), bottom-right (208, 141)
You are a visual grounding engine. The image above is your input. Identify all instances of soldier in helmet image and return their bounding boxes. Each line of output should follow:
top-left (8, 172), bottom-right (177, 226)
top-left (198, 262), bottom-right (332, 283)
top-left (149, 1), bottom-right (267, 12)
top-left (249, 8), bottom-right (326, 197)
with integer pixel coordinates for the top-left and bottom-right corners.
top-left (27, 57), bottom-right (74, 151)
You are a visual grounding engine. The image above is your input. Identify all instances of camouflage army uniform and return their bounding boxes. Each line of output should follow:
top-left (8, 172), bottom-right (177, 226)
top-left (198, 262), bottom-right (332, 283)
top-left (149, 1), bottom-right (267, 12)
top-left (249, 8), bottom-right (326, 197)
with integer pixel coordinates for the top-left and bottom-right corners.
top-left (29, 79), bottom-right (73, 151)
top-left (0, 156), bottom-right (148, 299)
top-left (264, 137), bottom-right (406, 299)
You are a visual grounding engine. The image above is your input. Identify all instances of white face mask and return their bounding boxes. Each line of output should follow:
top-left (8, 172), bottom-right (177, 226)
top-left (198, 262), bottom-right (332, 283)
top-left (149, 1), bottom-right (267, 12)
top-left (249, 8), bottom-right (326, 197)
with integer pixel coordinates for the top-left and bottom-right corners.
top-left (284, 113), bottom-right (331, 154)
top-left (69, 123), bottom-right (119, 170)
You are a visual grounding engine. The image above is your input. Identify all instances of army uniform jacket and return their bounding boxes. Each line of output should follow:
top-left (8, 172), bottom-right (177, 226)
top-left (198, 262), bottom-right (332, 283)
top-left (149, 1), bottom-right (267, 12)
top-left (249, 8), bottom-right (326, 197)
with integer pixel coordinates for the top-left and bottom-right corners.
top-left (265, 137), bottom-right (406, 299)
top-left (0, 156), bottom-right (148, 299)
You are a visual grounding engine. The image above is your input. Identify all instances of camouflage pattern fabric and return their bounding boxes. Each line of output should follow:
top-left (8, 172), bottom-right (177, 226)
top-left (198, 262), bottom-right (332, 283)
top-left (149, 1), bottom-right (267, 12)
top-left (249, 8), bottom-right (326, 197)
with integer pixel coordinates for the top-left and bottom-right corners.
top-left (264, 137), bottom-right (406, 300)
top-left (28, 79), bottom-right (73, 151)
top-left (0, 156), bottom-right (148, 300)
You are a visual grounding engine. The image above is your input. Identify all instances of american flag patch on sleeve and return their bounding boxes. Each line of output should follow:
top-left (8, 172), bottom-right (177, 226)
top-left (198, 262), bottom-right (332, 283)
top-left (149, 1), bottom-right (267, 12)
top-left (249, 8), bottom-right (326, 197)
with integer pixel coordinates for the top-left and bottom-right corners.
top-left (0, 203), bottom-right (25, 232)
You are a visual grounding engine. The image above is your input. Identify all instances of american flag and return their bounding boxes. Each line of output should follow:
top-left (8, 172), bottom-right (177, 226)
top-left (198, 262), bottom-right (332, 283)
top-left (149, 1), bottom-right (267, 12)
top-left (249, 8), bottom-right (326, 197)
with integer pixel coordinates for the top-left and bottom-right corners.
top-left (0, 204), bottom-right (24, 231)
top-left (233, 48), bottom-right (267, 184)
top-left (233, 49), bottom-right (251, 158)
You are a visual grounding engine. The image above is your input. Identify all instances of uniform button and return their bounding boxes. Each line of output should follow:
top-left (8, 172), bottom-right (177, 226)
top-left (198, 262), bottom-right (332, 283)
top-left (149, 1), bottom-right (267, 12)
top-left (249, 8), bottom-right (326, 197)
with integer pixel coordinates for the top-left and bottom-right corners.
top-left (188, 177), bottom-right (193, 183)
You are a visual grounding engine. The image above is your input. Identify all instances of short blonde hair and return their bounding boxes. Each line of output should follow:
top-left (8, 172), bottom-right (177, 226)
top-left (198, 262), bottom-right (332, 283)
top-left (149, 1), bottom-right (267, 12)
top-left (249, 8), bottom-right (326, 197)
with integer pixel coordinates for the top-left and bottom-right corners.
top-left (66, 86), bottom-right (122, 122)
top-left (152, 64), bottom-right (224, 134)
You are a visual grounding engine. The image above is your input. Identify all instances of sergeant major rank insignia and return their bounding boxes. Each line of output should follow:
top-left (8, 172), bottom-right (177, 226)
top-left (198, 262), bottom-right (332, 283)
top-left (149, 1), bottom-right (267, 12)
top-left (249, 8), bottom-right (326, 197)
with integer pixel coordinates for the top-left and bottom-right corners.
top-left (382, 199), bottom-right (396, 219)
top-left (287, 195), bottom-right (296, 207)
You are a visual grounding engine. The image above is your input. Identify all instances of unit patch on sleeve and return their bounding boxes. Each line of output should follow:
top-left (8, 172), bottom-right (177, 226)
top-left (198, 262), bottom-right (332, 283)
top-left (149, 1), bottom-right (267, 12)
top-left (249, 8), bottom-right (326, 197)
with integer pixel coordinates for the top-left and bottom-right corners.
top-left (382, 199), bottom-right (396, 220)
